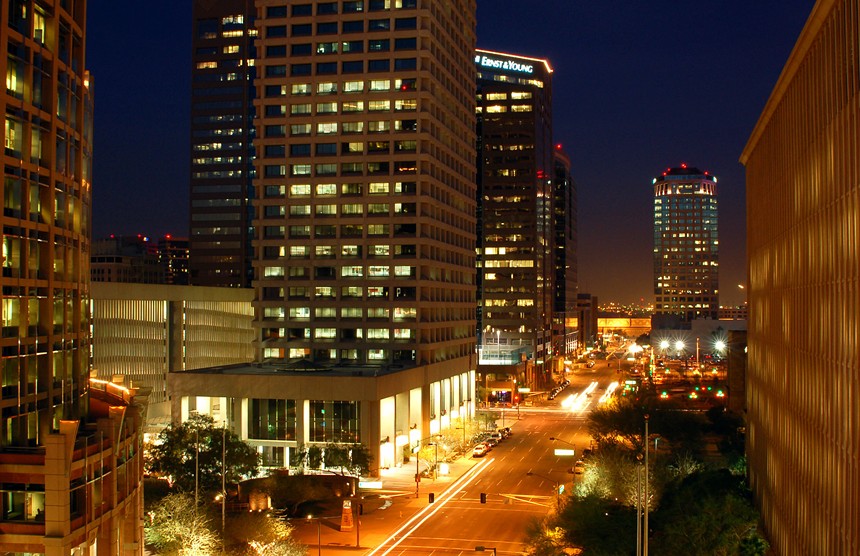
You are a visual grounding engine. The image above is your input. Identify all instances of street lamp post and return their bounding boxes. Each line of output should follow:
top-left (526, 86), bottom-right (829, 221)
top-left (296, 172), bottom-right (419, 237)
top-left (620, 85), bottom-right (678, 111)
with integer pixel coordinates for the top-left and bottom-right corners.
top-left (306, 516), bottom-right (321, 556)
top-left (549, 437), bottom-right (576, 455)
top-left (221, 425), bottom-right (226, 556)
top-left (526, 471), bottom-right (560, 507)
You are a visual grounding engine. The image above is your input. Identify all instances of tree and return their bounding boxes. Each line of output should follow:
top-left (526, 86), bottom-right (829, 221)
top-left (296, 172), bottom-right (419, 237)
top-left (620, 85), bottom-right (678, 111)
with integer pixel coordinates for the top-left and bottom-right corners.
top-left (290, 442), bottom-right (373, 475)
top-left (225, 512), bottom-right (305, 556)
top-left (145, 492), bottom-right (219, 556)
top-left (147, 413), bottom-right (260, 494)
top-left (650, 469), bottom-right (768, 555)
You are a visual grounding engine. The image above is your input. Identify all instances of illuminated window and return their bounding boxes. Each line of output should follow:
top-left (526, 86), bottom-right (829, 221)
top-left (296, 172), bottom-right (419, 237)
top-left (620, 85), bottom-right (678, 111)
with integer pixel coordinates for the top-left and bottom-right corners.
top-left (511, 91), bottom-right (532, 99)
top-left (485, 105), bottom-right (507, 113)
top-left (196, 61), bottom-right (217, 69)
top-left (291, 83), bottom-right (311, 95)
top-left (343, 122), bottom-right (364, 134)
top-left (370, 79), bottom-right (391, 91)
top-left (343, 80), bottom-right (364, 93)
top-left (342, 101), bottom-right (364, 112)
top-left (316, 183), bottom-right (337, 195)
top-left (317, 122), bottom-right (338, 134)
top-left (317, 82), bottom-right (337, 94)
top-left (485, 93), bottom-right (507, 100)
top-left (368, 100), bottom-right (391, 112)
top-left (223, 45), bottom-right (239, 54)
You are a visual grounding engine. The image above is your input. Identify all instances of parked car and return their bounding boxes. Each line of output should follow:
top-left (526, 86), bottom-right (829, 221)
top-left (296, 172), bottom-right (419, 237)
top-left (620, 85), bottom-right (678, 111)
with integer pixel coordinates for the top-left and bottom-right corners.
top-left (490, 432), bottom-right (504, 443)
top-left (472, 443), bottom-right (489, 457)
top-left (568, 460), bottom-right (586, 474)
top-left (485, 437), bottom-right (499, 447)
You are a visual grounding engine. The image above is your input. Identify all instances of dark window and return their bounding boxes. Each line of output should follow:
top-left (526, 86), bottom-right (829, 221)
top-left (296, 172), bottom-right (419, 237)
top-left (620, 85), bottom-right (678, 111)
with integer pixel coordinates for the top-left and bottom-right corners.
top-left (398, 0), bottom-right (417, 7)
top-left (265, 145), bottom-right (286, 157)
top-left (266, 25), bottom-right (287, 38)
top-left (265, 125), bottom-right (286, 138)
top-left (369, 39), bottom-right (390, 52)
top-left (265, 65), bottom-right (287, 77)
top-left (266, 45), bottom-right (287, 57)
top-left (317, 22), bottom-right (338, 34)
top-left (292, 23), bottom-right (312, 36)
top-left (316, 143), bottom-right (337, 155)
top-left (265, 85), bottom-right (286, 97)
top-left (369, 19), bottom-right (390, 31)
top-left (394, 58), bottom-right (417, 71)
top-left (369, 0), bottom-right (389, 10)
top-left (368, 59), bottom-right (391, 72)
top-left (343, 1), bottom-right (364, 13)
top-left (291, 43), bottom-right (312, 56)
top-left (317, 62), bottom-right (338, 74)
top-left (290, 144), bottom-right (311, 156)
top-left (292, 4), bottom-right (312, 16)
top-left (290, 64), bottom-right (312, 76)
top-left (395, 17), bottom-right (417, 29)
top-left (197, 19), bottom-right (218, 38)
top-left (342, 20), bottom-right (364, 33)
top-left (342, 61), bottom-right (364, 73)
top-left (266, 6), bottom-right (287, 17)
top-left (317, 2), bottom-right (338, 14)
top-left (394, 37), bottom-right (416, 50)
top-left (264, 105), bottom-right (285, 116)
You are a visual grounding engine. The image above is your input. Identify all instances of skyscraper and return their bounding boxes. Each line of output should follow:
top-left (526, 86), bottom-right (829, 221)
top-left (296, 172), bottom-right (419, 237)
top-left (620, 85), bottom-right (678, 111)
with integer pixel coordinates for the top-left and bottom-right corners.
top-left (189, 0), bottom-right (257, 287)
top-left (254, 0), bottom-right (477, 370)
top-left (652, 164), bottom-right (719, 323)
top-left (741, 0), bottom-right (859, 552)
top-left (2, 2), bottom-right (145, 553)
top-left (475, 49), bottom-right (555, 389)
top-left (553, 144), bottom-right (578, 358)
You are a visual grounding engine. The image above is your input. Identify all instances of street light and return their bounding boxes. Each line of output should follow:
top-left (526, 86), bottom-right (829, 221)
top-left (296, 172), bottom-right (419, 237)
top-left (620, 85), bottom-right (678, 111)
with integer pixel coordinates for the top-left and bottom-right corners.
top-left (475, 546), bottom-right (497, 555)
top-left (526, 471), bottom-right (560, 506)
top-left (306, 515), bottom-right (321, 556)
top-left (549, 437), bottom-right (576, 456)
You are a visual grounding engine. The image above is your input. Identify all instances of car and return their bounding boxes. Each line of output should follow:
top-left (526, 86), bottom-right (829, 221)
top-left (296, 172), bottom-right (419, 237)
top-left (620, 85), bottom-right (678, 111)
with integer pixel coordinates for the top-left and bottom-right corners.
top-left (586, 361), bottom-right (595, 368)
top-left (500, 427), bottom-right (512, 437)
top-left (490, 431), bottom-right (504, 442)
top-left (569, 460), bottom-right (586, 475)
top-left (485, 437), bottom-right (499, 447)
top-left (472, 443), bottom-right (489, 457)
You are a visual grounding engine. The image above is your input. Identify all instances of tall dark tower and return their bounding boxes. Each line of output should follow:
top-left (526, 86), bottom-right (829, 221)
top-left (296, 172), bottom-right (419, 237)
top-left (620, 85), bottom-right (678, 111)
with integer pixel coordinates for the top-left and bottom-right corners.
top-left (475, 49), bottom-right (555, 389)
top-left (553, 145), bottom-right (578, 358)
top-left (652, 164), bottom-right (719, 323)
top-left (189, 0), bottom-right (256, 287)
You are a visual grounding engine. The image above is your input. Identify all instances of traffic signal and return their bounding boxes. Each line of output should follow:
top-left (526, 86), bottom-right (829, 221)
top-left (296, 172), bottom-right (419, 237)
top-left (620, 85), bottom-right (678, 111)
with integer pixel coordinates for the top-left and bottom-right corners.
top-left (480, 492), bottom-right (487, 504)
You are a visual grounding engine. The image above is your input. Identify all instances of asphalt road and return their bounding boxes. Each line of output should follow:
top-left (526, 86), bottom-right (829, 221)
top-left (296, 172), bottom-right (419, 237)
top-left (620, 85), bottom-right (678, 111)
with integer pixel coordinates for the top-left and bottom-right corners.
top-left (291, 359), bottom-right (620, 555)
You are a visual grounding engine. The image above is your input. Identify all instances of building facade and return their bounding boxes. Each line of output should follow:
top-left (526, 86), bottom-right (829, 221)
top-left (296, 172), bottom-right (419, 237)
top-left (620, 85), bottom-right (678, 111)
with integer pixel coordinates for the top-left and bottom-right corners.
top-left (189, 0), bottom-right (257, 288)
top-left (475, 49), bottom-right (555, 392)
top-left (740, 0), bottom-right (859, 553)
top-left (91, 283), bottom-right (254, 421)
top-left (90, 235), bottom-right (162, 284)
top-left (170, 0), bottom-right (480, 473)
top-left (2, 2), bottom-right (145, 553)
top-left (652, 164), bottom-right (719, 322)
top-left (552, 145), bottom-right (578, 363)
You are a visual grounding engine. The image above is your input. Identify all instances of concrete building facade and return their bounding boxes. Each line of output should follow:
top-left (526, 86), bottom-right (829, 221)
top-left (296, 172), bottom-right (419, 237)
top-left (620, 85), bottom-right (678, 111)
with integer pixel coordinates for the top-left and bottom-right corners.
top-left (170, 0), bottom-right (479, 475)
top-left (740, 0), bottom-right (859, 553)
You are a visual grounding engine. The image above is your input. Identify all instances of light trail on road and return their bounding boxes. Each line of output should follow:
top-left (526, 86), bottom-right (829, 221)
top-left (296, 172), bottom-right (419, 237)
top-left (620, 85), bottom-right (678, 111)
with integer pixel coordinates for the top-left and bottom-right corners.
top-left (367, 457), bottom-right (495, 556)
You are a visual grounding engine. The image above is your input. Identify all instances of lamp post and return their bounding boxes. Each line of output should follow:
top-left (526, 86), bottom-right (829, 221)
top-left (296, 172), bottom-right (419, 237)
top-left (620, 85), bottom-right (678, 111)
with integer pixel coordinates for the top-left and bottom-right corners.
top-left (643, 415), bottom-right (650, 556)
top-left (306, 516), bottom-right (321, 556)
top-left (526, 471), bottom-right (560, 507)
top-left (549, 437), bottom-right (576, 455)
top-left (221, 425), bottom-right (226, 556)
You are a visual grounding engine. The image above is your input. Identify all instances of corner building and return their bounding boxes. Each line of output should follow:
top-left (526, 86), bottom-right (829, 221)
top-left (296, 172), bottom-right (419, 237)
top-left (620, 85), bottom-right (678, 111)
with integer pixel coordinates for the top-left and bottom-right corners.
top-left (200, 0), bottom-right (480, 468)
top-left (741, 0), bottom-right (859, 553)
top-left (652, 165), bottom-right (719, 322)
top-left (475, 49), bottom-right (555, 390)
top-left (2, 1), bottom-right (145, 554)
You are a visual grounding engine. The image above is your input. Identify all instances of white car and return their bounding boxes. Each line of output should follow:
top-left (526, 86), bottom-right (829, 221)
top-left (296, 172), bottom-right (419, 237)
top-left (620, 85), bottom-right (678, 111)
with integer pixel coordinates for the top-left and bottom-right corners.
top-left (472, 443), bottom-right (489, 457)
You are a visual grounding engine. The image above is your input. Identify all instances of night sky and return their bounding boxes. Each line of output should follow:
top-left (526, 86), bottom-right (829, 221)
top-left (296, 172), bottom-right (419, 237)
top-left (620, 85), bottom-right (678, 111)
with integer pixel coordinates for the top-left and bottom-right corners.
top-left (86, 1), bottom-right (814, 306)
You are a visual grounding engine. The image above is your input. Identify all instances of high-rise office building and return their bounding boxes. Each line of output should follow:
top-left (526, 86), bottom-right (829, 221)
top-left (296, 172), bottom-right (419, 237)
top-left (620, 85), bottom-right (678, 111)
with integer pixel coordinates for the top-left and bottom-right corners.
top-left (170, 0), bottom-right (478, 472)
top-left (740, 0), bottom-right (858, 552)
top-left (475, 49), bottom-right (555, 389)
top-left (254, 0), bottom-right (477, 369)
top-left (156, 235), bottom-right (190, 285)
top-left (652, 164), bottom-right (719, 322)
top-left (2, 2), bottom-right (145, 553)
top-left (553, 145), bottom-right (578, 358)
top-left (189, 0), bottom-right (257, 287)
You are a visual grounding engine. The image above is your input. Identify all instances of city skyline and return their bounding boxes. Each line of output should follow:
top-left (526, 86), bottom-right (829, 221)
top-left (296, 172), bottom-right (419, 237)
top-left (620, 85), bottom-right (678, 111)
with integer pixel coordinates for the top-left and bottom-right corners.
top-left (87, 1), bottom-right (814, 305)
